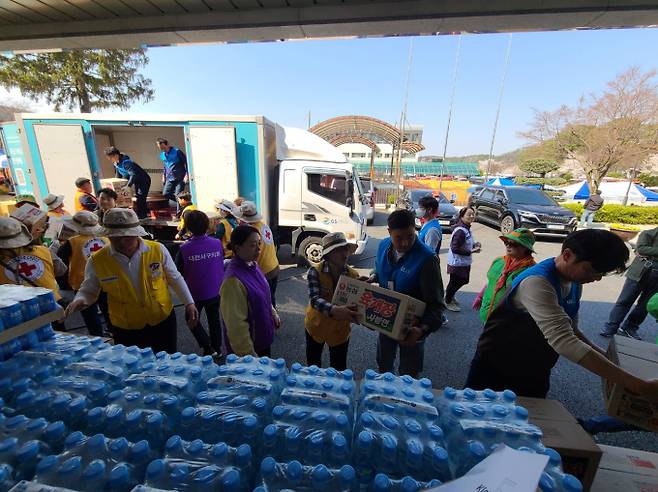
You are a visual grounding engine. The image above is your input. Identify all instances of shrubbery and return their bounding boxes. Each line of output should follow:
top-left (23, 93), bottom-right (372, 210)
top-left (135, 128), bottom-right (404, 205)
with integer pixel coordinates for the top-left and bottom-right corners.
top-left (515, 177), bottom-right (568, 186)
top-left (562, 203), bottom-right (658, 224)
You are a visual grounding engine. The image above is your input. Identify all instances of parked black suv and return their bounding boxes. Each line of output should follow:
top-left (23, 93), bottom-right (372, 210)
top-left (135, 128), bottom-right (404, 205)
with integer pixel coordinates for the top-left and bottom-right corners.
top-left (468, 185), bottom-right (577, 235)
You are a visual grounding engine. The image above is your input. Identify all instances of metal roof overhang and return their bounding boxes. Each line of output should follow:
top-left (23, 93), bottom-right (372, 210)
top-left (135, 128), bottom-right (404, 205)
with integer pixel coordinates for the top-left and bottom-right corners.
top-left (1, 1), bottom-right (658, 52)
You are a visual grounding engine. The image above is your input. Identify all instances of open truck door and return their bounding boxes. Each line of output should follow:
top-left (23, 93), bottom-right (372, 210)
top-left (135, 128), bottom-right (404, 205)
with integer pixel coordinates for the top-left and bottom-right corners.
top-left (186, 126), bottom-right (239, 213)
top-left (0, 122), bottom-right (36, 199)
top-left (31, 123), bottom-right (93, 212)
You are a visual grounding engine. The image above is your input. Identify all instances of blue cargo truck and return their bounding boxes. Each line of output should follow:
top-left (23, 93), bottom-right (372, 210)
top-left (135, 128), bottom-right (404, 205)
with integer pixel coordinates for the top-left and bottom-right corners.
top-left (0, 113), bottom-right (367, 261)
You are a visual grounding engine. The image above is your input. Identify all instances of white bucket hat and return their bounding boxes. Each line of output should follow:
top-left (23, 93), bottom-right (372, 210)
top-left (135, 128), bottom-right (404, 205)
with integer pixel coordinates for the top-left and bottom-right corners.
top-left (43, 193), bottom-right (65, 211)
top-left (64, 211), bottom-right (104, 236)
top-left (321, 232), bottom-right (357, 257)
top-left (0, 217), bottom-right (33, 249)
top-left (235, 201), bottom-right (262, 223)
top-left (101, 208), bottom-right (148, 237)
top-left (214, 198), bottom-right (237, 216)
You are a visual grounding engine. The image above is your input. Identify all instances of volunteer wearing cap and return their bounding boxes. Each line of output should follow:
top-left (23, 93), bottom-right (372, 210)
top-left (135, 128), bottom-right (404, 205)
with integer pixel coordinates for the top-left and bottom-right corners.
top-left (235, 201), bottom-right (280, 307)
top-left (304, 232), bottom-right (360, 371)
top-left (213, 199), bottom-right (239, 259)
top-left (157, 138), bottom-right (188, 217)
top-left (0, 216), bottom-right (62, 301)
top-left (65, 208), bottom-right (199, 352)
top-left (174, 192), bottom-right (197, 241)
top-left (372, 209), bottom-right (446, 378)
top-left (104, 147), bottom-right (151, 219)
top-left (55, 211), bottom-right (110, 337)
top-left (43, 194), bottom-right (71, 219)
top-left (472, 228), bottom-right (536, 323)
top-left (74, 177), bottom-right (99, 213)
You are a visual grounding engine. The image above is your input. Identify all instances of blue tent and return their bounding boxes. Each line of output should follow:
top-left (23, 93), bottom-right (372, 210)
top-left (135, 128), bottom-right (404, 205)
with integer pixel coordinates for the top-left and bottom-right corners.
top-left (573, 181), bottom-right (591, 200)
top-left (485, 177), bottom-right (515, 186)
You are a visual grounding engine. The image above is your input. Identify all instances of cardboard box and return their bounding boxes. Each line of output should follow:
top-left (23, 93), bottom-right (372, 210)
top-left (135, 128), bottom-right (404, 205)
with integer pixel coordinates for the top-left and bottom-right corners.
top-left (518, 397), bottom-right (602, 491)
top-left (100, 178), bottom-right (133, 208)
top-left (598, 445), bottom-right (658, 478)
top-left (331, 275), bottom-right (425, 340)
top-left (604, 335), bottom-right (658, 432)
top-left (591, 468), bottom-right (658, 492)
top-left (592, 445), bottom-right (658, 492)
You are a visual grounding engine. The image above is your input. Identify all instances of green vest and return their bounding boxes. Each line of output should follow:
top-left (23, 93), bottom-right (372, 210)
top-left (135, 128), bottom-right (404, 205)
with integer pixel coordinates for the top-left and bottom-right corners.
top-left (479, 257), bottom-right (531, 323)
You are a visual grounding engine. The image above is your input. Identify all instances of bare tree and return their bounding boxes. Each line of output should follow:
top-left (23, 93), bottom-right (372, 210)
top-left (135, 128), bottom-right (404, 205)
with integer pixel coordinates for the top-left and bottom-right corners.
top-left (520, 67), bottom-right (658, 193)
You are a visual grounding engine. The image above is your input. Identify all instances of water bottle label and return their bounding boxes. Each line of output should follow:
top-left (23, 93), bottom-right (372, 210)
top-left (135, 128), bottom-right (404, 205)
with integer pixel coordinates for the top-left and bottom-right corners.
top-left (282, 388), bottom-right (350, 407)
top-left (364, 395), bottom-right (438, 417)
top-left (210, 375), bottom-right (270, 390)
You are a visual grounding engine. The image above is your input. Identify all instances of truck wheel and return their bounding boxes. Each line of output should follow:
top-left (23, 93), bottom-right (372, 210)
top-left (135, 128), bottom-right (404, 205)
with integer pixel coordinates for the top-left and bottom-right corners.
top-left (298, 236), bottom-right (324, 266)
top-left (500, 215), bottom-right (516, 235)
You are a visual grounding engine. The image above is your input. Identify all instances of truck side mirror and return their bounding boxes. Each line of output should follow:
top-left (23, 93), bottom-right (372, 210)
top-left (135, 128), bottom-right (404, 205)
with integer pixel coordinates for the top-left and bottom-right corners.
top-left (346, 178), bottom-right (355, 210)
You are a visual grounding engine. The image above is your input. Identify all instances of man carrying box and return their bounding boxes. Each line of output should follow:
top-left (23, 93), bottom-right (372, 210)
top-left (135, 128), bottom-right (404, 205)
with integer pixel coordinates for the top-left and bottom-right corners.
top-left (465, 229), bottom-right (658, 401)
top-left (372, 209), bottom-right (445, 378)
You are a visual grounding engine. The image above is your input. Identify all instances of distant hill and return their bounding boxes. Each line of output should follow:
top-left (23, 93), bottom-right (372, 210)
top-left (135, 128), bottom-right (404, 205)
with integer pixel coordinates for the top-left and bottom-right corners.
top-left (420, 148), bottom-right (523, 166)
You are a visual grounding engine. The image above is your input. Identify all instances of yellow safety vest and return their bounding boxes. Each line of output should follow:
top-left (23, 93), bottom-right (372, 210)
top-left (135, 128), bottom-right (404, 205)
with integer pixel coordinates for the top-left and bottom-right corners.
top-left (254, 220), bottom-right (279, 276)
top-left (218, 218), bottom-right (234, 258)
top-left (67, 234), bottom-right (109, 291)
top-left (304, 261), bottom-right (359, 347)
top-left (177, 204), bottom-right (197, 232)
top-left (0, 245), bottom-right (61, 300)
top-left (74, 190), bottom-right (96, 212)
top-left (91, 240), bottom-right (173, 330)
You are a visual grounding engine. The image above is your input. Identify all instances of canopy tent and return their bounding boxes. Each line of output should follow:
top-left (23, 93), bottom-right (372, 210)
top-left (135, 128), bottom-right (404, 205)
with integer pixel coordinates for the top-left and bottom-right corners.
top-left (560, 180), bottom-right (658, 203)
top-left (485, 177), bottom-right (515, 186)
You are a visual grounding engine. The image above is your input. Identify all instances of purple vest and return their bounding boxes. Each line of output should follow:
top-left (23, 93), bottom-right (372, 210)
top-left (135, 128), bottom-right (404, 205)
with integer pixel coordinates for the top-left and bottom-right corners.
top-left (180, 235), bottom-right (225, 301)
top-left (224, 257), bottom-right (275, 353)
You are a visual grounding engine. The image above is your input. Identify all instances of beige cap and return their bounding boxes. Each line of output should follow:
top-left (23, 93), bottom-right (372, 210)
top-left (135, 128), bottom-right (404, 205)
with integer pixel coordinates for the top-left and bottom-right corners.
top-left (43, 193), bottom-right (65, 211)
top-left (235, 201), bottom-right (262, 223)
top-left (322, 232), bottom-right (357, 257)
top-left (64, 211), bottom-right (104, 236)
top-left (101, 208), bottom-right (148, 237)
top-left (0, 217), bottom-right (33, 249)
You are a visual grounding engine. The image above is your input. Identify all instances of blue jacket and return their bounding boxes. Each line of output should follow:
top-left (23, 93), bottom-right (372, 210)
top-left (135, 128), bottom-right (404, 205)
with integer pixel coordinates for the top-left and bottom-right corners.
top-left (418, 219), bottom-right (442, 254)
top-left (376, 237), bottom-right (435, 295)
top-left (115, 154), bottom-right (149, 187)
top-left (161, 147), bottom-right (187, 182)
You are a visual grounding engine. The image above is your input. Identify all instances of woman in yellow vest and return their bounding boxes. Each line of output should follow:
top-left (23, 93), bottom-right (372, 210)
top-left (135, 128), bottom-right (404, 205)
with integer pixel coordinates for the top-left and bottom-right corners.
top-left (43, 194), bottom-right (71, 219)
top-left (55, 211), bottom-right (110, 337)
top-left (235, 201), bottom-right (280, 307)
top-left (65, 208), bottom-right (199, 353)
top-left (304, 232), bottom-right (360, 371)
top-left (0, 217), bottom-right (62, 301)
top-left (174, 191), bottom-right (197, 240)
top-left (213, 198), bottom-right (238, 259)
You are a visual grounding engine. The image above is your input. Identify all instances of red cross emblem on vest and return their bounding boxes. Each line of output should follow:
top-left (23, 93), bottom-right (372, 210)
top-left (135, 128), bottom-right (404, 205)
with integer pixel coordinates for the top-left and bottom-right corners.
top-left (18, 261), bottom-right (37, 277)
top-left (89, 242), bottom-right (103, 253)
top-left (265, 230), bottom-right (272, 241)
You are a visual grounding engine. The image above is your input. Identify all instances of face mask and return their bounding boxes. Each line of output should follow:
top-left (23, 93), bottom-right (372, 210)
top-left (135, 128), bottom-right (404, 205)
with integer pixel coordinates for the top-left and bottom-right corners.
top-left (415, 207), bottom-right (426, 218)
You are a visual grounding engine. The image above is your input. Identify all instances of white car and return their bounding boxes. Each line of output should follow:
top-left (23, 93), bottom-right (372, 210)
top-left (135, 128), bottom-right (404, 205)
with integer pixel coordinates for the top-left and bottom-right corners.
top-left (361, 177), bottom-right (375, 226)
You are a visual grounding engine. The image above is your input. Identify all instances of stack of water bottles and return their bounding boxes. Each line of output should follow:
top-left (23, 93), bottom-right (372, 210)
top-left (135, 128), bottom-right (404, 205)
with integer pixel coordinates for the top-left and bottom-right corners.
top-left (353, 370), bottom-right (448, 491)
top-left (145, 436), bottom-right (253, 492)
top-left (435, 387), bottom-right (583, 491)
top-left (177, 355), bottom-right (286, 449)
top-left (0, 285), bottom-right (58, 361)
top-left (254, 457), bottom-right (356, 492)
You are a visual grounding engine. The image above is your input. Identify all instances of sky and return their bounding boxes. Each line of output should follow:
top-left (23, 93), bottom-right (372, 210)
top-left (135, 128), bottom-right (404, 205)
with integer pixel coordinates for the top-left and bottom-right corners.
top-left (5, 27), bottom-right (658, 156)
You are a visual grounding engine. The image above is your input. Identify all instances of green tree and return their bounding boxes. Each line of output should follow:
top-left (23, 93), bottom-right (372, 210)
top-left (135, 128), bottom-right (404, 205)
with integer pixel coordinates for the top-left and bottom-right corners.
top-left (0, 49), bottom-right (153, 112)
top-left (639, 173), bottom-right (658, 187)
top-left (519, 158), bottom-right (559, 178)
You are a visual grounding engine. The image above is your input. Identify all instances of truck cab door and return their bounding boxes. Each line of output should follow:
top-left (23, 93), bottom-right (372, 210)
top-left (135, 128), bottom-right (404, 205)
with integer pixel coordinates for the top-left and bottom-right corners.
top-left (301, 169), bottom-right (351, 231)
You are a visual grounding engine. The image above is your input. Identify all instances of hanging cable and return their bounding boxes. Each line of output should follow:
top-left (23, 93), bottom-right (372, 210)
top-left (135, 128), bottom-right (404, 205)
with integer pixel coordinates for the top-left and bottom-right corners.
top-left (484, 33), bottom-right (513, 183)
top-left (395, 38), bottom-right (414, 198)
top-left (439, 33), bottom-right (462, 192)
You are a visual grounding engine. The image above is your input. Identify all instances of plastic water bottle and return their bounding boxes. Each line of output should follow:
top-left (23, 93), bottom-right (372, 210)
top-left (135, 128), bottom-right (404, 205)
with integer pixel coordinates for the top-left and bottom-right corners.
top-left (455, 441), bottom-right (487, 478)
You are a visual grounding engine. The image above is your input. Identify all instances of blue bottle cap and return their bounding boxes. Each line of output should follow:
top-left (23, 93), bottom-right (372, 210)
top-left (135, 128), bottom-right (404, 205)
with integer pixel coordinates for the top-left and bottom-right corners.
top-left (88, 434), bottom-right (106, 450)
top-left (45, 421), bottom-right (66, 442)
top-left (0, 437), bottom-right (18, 454)
top-left (261, 456), bottom-right (276, 477)
top-left (211, 442), bottom-right (228, 459)
top-left (471, 404), bottom-right (486, 417)
top-left (108, 463), bottom-right (130, 487)
top-left (58, 456), bottom-right (82, 475)
top-left (405, 419), bottom-right (422, 434)
top-left (543, 447), bottom-right (562, 465)
top-left (358, 430), bottom-right (374, 448)
top-left (339, 465), bottom-right (355, 484)
top-left (428, 479), bottom-right (442, 488)
top-left (406, 440), bottom-right (423, 459)
top-left (363, 381), bottom-right (377, 393)
top-left (287, 460), bottom-right (303, 481)
top-left (189, 367), bottom-right (202, 378)
top-left (515, 405), bottom-right (529, 420)
top-left (401, 476), bottom-right (419, 492)
top-left (383, 385), bottom-right (395, 395)
top-left (342, 368), bottom-right (354, 380)
top-left (360, 412), bottom-right (375, 427)
top-left (170, 463), bottom-right (190, 483)
top-left (16, 440), bottom-right (39, 462)
top-left (492, 404), bottom-right (509, 418)
top-left (162, 395), bottom-right (178, 409)
top-left (429, 425), bottom-right (444, 440)
top-left (292, 362), bottom-right (302, 372)
top-left (146, 459), bottom-right (165, 479)
top-left (243, 355), bottom-right (254, 363)
top-left (332, 433), bottom-right (347, 450)
top-left (450, 403), bottom-right (465, 417)
top-left (422, 391), bottom-right (434, 403)
top-left (5, 415), bottom-right (29, 429)
top-left (126, 409), bottom-right (142, 426)
top-left (36, 455), bottom-right (59, 474)
top-left (26, 417), bottom-right (47, 432)
top-left (83, 460), bottom-right (106, 479)
top-left (321, 380), bottom-right (334, 391)
top-left (272, 406), bottom-right (286, 419)
top-left (146, 412), bottom-right (163, 428)
top-left (269, 369), bottom-right (281, 381)
top-left (252, 398), bottom-right (266, 412)
top-left (181, 407), bottom-right (196, 421)
top-left (382, 416), bottom-right (399, 430)
top-left (335, 413), bottom-right (349, 429)
top-left (313, 411), bottom-right (329, 423)
top-left (383, 372), bottom-right (395, 382)
top-left (562, 474), bottom-right (583, 492)
top-left (264, 424), bottom-right (278, 440)
top-left (463, 388), bottom-right (477, 400)
top-left (312, 464), bottom-right (331, 484)
top-left (402, 388), bottom-right (416, 398)
top-left (15, 390), bottom-right (35, 407)
top-left (538, 472), bottom-right (556, 492)
top-left (236, 444), bottom-right (251, 465)
top-left (303, 379), bottom-right (315, 388)
top-left (188, 439), bottom-right (205, 455)
top-left (365, 369), bottom-right (377, 380)
top-left (420, 378), bottom-right (432, 389)
top-left (433, 446), bottom-right (449, 462)
top-left (468, 441), bottom-right (487, 458)
top-left (483, 388), bottom-right (498, 401)
top-left (373, 474), bottom-right (391, 491)
top-left (144, 394), bottom-right (159, 406)
top-left (64, 431), bottom-right (85, 449)
top-left (132, 440), bottom-right (151, 462)
top-left (503, 389), bottom-right (517, 402)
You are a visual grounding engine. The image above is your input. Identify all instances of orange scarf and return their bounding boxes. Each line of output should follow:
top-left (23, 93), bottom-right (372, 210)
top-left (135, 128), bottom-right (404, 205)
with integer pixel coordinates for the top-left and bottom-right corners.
top-left (486, 254), bottom-right (536, 319)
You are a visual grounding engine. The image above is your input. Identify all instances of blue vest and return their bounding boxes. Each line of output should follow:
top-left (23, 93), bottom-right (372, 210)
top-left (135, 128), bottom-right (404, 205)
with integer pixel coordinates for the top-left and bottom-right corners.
top-left (507, 257), bottom-right (581, 319)
top-left (418, 219), bottom-right (442, 254)
top-left (376, 237), bottom-right (434, 295)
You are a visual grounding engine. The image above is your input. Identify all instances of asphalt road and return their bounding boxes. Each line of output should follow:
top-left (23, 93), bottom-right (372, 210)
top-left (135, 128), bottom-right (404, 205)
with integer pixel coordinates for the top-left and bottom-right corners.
top-left (69, 210), bottom-right (658, 452)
